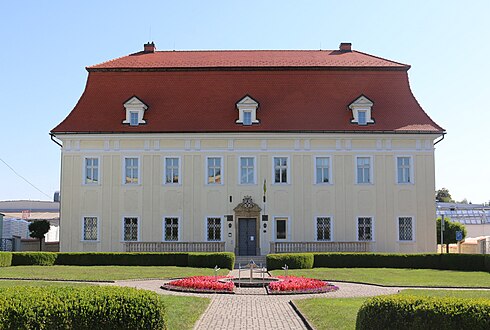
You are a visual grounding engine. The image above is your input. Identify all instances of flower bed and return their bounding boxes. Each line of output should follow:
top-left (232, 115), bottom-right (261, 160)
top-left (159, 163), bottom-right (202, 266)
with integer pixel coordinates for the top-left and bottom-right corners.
top-left (162, 276), bottom-right (235, 294)
top-left (267, 276), bottom-right (339, 295)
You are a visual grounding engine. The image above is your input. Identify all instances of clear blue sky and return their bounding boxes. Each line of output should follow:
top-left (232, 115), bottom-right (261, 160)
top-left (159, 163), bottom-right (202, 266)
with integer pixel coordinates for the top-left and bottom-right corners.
top-left (0, 1), bottom-right (488, 204)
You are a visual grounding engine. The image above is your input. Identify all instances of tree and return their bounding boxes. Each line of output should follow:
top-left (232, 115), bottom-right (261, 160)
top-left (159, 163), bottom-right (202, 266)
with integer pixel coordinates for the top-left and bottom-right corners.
top-left (436, 217), bottom-right (467, 253)
top-left (436, 188), bottom-right (454, 202)
top-left (28, 220), bottom-right (51, 251)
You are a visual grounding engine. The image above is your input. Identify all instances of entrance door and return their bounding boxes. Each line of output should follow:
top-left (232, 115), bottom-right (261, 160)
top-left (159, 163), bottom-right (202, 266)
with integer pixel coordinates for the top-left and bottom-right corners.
top-left (238, 218), bottom-right (257, 256)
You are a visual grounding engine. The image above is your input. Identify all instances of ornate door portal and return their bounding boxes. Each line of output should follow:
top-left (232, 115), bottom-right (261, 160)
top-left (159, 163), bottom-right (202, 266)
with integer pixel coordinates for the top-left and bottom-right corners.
top-left (234, 196), bottom-right (262, 256)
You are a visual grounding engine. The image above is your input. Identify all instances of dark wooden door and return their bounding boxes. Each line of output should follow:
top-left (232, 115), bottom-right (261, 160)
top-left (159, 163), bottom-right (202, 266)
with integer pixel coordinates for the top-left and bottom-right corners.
top-left (238, 218), bottom-right (257, 256)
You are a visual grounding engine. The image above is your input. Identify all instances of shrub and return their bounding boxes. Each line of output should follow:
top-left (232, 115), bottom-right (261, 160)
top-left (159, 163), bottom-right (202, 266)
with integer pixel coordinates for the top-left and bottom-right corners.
top-left (267, 253), bottom-right (314, 270)
top-left (356, 295), bottom-right (490, 329)
top-left (11, 252), bottom-right (57, 266)
top-left (55, 252), bottom-right (188, 266)
top-left (0, 286), bottom-right (166, 329)
top-left (0, 253), bottom-right (12, 267)
top-left (188, 252), bottom-right (235, 270)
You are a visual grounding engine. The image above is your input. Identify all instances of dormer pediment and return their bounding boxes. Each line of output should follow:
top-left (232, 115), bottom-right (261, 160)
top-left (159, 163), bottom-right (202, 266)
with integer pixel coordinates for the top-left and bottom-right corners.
top-left (236, 95), bottom-right (259, 126)
top-left (122, 96), bottom-right (148, 126)
top-left (348, 94), bottom-right (375, 125)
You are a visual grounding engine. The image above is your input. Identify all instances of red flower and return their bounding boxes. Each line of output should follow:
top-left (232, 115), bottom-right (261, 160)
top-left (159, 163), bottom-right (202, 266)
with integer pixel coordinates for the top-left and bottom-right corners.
top-left (168, 276), bottom-right (234, 292)
top-left (268, 276), bottom-right (338, 293)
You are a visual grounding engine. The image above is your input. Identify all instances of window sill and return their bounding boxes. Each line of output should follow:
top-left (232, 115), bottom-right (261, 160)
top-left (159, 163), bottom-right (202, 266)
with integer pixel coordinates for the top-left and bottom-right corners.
top-left (122, 183), bottom-right (142, 186)
top-left (163, 183), bottom-right (182, 186)
top-left (397, 240), bottom-right (416, 244)
top-left (82, 183), bottom-right (101, 186)
top-left (80, 240), bottom-right (100, 243)
top-left (238, 183), bottom-right (257, 186)
top-left (314, 182), bottom-right (333, 186)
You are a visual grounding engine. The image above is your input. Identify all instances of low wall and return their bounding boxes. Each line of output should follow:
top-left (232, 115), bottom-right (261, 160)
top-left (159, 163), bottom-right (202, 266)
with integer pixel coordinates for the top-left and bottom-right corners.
top-left (19, 239), bottom-right (60, 252)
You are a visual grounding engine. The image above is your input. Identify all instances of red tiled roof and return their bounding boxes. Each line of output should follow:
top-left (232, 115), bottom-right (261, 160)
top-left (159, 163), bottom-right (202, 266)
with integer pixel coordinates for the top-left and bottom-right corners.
top-left (88, 50), bottom-right (410, 70)
top-left (52, 48), bottom-right (443, 134)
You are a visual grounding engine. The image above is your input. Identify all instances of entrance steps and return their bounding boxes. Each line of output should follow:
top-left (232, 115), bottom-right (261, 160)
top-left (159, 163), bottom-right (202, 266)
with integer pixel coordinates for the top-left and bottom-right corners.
top-left (234, 255), bottom-right (267, 269)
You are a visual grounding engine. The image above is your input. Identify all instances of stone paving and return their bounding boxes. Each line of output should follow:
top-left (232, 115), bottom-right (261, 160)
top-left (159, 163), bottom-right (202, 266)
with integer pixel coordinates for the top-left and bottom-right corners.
top-left (114, 270), bottom-right (401, 330)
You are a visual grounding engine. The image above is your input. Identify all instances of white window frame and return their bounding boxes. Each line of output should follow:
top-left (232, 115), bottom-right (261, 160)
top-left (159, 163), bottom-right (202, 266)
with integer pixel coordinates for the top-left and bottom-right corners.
top-left (163, 216), bottom-right (180, 242)
top-left (238, 156), bottom-right (257, 185)
top-left (397, 216), bottom-right (415, 242)
top-left (355, 156), bottom-right (374, 184)
top-left (83, 156), bottom-right (100, 185)
top-left (314, 156), bottom-right (332, 185)
top-left (122, 96), bottom-right (147, 126)
top-left (205, 156), bottom-right (224, 185)
top-left (273, 216), bottom-right (290, 241)
top-left (81, 216), bottom-right (99, 242)
top-left (235, 95), bottom-right (259, 125)
top-left (129, 111), bottom-right (139, 126)
top-left (243, 111), bottom-right (252, 125)
top-left (395, 155), bottom-right (414, 184)
top-left (315, 216), bottom-right (333, 241)
top-left (163, 156), bottom-right (182, 185)
top-left (205, 216), bottom-right (223, 242)
top-left (122, 156), bottom-right (140, 185)
top-left (356, 216), bottom-right (375, 242)
top-left (272, 156), bottom-right (290, 185)
top-left (121, 216), bottom-right (140, 242)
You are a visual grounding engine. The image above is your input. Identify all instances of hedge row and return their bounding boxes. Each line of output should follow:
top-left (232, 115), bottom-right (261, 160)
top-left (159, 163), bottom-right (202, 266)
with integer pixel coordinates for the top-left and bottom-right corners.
top-left (1, 252), bottom-right (235, 269)
top-left (0, 286), bottom-right (166, 329)
top-left (266, 253), bottom-right (314, 271)
top-left (356, 295), bottom-right (490, 329)
top-left (0, 253), bottom-right (12, 267)
top-left (266, 253), bottom-right (490, 271)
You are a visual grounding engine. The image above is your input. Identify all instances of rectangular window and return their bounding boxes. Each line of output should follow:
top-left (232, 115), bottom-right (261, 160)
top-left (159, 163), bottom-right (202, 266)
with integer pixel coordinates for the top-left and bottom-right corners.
top-left (398, 217), bottom-right (413, 241)
top-left (243, 111), bottom-right (252, 125)
top-left (207, 157), bottom-right (222, 184)
top-left (358, 111), bottom-right (367, 125)
top-left (164, 217), bottom-right (179, 241)
top-left (124, 157), bottom-right (139, 184)
top-left (130, 111), bottom-right (139, 126)
top-left (316, 217), bottom-right (331, 241)
top-left (123, 217), bottom-right (138, 241)
top-left (84, 158), bottom-right (99, 184)
top-left (397, 157), bottom-right (412, 183)
top-left (356, 157), bottom-right (371, 184)
top-left (315, 157), bottom-right (330, 184)
top-left (165, 158), bottom-right (180, 184)
top-left (240, 157), bottom-right (255, 184)
top-left (275, 218), bottom-right (287, 240)
top-left (83, 217), bottom-right (98, 241)
top-left (357, 217), bottom-right (373, 241)
top-left (207, 217), bottom-right (221, 241)
top-left (274, 157), bottom-right (288, 184)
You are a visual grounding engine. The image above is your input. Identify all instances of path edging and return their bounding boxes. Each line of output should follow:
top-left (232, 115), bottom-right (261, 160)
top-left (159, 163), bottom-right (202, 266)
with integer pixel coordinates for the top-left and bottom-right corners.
top-left (289, 300), bottom-right (314, 330)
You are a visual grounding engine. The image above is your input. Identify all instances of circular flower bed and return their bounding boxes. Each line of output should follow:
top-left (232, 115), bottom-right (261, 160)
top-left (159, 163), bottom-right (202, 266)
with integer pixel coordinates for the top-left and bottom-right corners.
top-left (162, 276), bottom-right (235, 294)
top-left (267, 276), bottom-right (339, 295)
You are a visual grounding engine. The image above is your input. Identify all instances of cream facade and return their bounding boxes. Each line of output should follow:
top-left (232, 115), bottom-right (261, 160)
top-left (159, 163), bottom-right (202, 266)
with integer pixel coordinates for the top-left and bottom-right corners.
top-left (59, 133), bottom-right (438, 254)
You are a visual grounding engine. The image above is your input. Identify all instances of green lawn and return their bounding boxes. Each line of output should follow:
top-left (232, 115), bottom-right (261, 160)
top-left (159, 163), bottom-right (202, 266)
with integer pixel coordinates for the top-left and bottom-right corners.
top-left (0, 266), bottom-right (229, 281)
top-left (294, 289), bottom-right (490, 330)
top-left (0, 280), bottom-right (91, 287)
top-left (271, 268), bottom-right (490, 287)
top-left (160, 295), bottom-right (210, 330)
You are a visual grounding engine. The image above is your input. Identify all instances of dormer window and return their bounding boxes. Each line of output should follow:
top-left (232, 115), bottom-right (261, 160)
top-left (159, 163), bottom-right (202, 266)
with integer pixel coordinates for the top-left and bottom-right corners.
top-left (349, 95), bottom-right (374, 126)
top-left (236, 95), bottom-right (259, 126)
top-left (123, 96), bottom-right (148, 126)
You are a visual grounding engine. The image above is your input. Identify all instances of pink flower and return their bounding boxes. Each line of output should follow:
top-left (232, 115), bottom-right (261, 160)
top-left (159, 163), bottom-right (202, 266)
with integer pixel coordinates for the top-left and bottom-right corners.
top-left (268, 276), bottom-right (338, 293)
top-left (168, 276), bottom-right (234, 292)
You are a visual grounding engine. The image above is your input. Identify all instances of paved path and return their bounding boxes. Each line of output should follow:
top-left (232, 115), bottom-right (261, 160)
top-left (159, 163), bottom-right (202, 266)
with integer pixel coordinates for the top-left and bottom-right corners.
top-left (114, 277), bottom-right (400, 330)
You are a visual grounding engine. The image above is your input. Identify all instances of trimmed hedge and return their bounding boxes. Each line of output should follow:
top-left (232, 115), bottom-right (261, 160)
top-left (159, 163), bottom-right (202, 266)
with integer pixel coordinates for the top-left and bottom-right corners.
top-left (12, 252), bottom-right (57, 266)
top-left (9, 252), bottom-right (235, 269)
top-left (55, 252), bottom-right (188, 266)
top-left (188, 252), bottom-right (235, 270)
top-left (0, 253), bottom-right (12, 267)
top-left (267, 253), bottom-right (490, 271)
top-left (0, 286), bottom-right (166, 329)
top-left (267, 253), bottom-right (314, 270)
top-left (356, 295), bottom-right (490, 329)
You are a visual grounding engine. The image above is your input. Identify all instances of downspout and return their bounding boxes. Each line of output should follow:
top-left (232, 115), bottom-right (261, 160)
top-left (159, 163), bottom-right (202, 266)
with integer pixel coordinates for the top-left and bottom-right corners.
top-left (434, 133), bottom-right (445, 146)
top-left (49, 132), bottom-right (63, 251)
